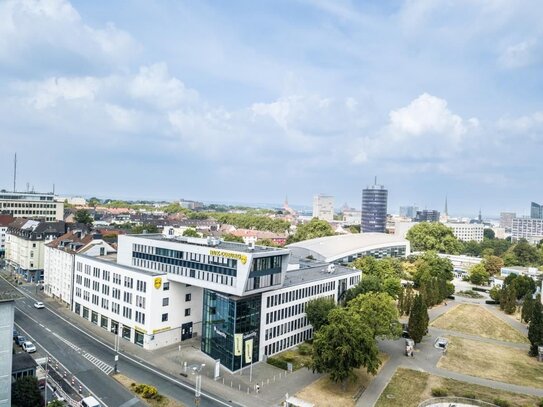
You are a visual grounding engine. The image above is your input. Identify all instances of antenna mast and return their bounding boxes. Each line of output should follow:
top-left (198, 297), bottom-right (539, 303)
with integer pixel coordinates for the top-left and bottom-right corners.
top-left (13, 153), bottom-right (17, 192)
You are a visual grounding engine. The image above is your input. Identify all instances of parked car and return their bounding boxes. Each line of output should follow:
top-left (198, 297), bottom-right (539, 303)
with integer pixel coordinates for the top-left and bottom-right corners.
top-left (15, 335), bottom-right (26, 346)
top-left (22, 341), bottom-right (36, 353)
top-left (34, 301), bottom-right (45, 309)
top-left (13, 329), bottom-right (19, 339)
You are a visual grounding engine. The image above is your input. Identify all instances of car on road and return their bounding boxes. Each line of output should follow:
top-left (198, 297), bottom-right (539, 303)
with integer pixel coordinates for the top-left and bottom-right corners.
top-left (13, 329), bottom-right (19, 339)
top-left (15, 335), bottom-right (26, 346)
top-left (34, 301), bottom-right (45, 309)
top-left (22, 341), bottom-right (36, 353)
top-left (81, 396), bottom-right (101, 407)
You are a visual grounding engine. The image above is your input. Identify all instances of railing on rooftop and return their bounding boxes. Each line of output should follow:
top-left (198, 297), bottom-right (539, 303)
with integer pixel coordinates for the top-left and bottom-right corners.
top-left (418, 397), bottom-right (499, 407)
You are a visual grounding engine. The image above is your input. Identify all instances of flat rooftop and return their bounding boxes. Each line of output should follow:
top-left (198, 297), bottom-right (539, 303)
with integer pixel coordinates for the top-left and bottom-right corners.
top-left (283, 262), bottom-right (359, 288)
top-left (79, 253), bottom-right (165, 276)
top-left (130, 234), bottom-right (289, 254)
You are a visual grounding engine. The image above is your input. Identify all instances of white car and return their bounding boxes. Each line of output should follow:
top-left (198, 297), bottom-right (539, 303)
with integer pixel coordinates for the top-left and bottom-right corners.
top-left (34, 301), bottom-right (44, 309)
top-left (22, 341), bottom-right (36, 353)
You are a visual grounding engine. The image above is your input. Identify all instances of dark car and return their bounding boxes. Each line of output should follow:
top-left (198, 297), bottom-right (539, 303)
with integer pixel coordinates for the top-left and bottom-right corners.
top-left (13, 329), bottom-right (19, 339)
top-left (15, 335), bottom-right (26, 346)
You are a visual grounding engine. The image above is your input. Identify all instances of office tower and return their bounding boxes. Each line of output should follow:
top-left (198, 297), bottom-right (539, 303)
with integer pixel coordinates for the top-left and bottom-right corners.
top-left (312, 194), bottom-right (334, 222)
top-left (531, 202), bottom-right (543, 219)
top-left (399, 206), bottom-right (418, 219)
top-left (414, 210), bottom-right (440, 223)
top-left (361, 180), bottom-right (388, 233)
top-left (499, 212), bottom-right (516, 229)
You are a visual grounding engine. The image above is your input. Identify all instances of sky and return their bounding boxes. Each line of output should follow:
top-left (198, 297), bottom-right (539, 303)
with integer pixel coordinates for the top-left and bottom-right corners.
top-left (1, 0), bottom-right (542, 217)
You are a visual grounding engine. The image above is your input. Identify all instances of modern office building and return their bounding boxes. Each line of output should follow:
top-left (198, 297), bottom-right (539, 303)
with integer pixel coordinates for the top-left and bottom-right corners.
top-left (287, 233), bottom-right (410, 264)
top-left (511, 218), bottom-right (543, 243)
top-left (444, 223), bottom-right (484, 242)
top-left (57, 232), bottom-right (361, 372)
top-left (5, 219), bottom-right (67, 282)
top-left (0, 191), bottom-right (63, 222)
top-left (399, 206), bottom-right (418, 219)
top-left (44, 230), bottom-right (116, 307)
top-left (531, 202), bottom-right (543, 219)
top-left (361, 183), bottom-right (388, 233)
top-left (499, 212), bottom-right (516, 229)
top-left (312, 195), bottom-right (334, 222)
top-left (414, 210), bottom-right (440, 223)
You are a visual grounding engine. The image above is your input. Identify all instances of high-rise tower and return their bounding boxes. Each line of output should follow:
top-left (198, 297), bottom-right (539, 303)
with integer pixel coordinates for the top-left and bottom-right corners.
top-left (361, 178), bottom-right (388, 233)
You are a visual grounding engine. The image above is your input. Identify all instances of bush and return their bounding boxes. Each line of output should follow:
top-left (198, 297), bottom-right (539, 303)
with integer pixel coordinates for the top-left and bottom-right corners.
top-left (493, 398), bottom-right (511, 407)
top-left (134, 384), bottom-right (158, 399)
top-left (267, 357), bottom-right (288, 370)
top-left (538, 399), bottom-right (543, 407)
top-left (431, 387), bottom-right (448, 397)
top-left (462, 392), bottom-right (476, 399)
top-left (298, 343), bottom-right (312, 356)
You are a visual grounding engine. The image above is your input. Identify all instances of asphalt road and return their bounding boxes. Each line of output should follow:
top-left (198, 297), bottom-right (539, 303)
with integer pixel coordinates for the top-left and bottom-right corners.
top-left (5, 276), bottom-right (234, 407)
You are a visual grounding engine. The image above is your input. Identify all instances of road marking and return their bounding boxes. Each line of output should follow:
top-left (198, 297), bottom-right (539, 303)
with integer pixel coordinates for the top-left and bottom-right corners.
top-left (82, 352), bottom-right (114, 375)
top-left (52, 332), bottom-right (81, 353)
top-left (3, 275), bottom-right (233, 407)
top-left (118, 398), bottom-right (140, 407)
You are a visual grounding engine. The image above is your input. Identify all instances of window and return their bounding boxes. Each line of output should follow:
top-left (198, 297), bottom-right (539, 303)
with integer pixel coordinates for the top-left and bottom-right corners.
top-left (184, 308), bottom-right (191, 317)
top-left (161, 313), bottom-right (168, 322)
top-left (136, 295), bottom-right (146, 309)
top-left (185, 293), bottom-right (191, 302)
top-left (163, 282), bottom-right (170, 291)
top-left (123, 306), bottom-right (132, 319)
top-left (123, 292), bottom-right (132, 304)
top-left (162, 298), bottom-right (169, 306)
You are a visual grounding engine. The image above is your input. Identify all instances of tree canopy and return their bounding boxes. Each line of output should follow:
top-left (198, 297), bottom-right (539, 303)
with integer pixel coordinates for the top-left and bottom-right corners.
top-left (74, 209), bottom-right (93, 225)
top-left (131, 224), bottom-right (159, 234)
top-left (483, 255), bottom-right (504, 276)
top-left (347, 292), bottom-right (402, 339)
top-left (528, 299), bottom-right (543, 356)
top-left (311, 308), bottom-right (380, 385)
top-left (406, 222), bottom-right (463, 254)
top-left (408, 294), bottom-right (429, 344)
top-left (412, 251), bottom-right (454, 287)
top-left (306, 297), bottom-right (337, 332)
top-left (182, 228), bottom-right (200, 237)
top-left (468, 263), bottom-right (490, 285)
top-left (12, 376), bottom-right (43, 407)
top-left (287, 218), bottom-right (335, 244)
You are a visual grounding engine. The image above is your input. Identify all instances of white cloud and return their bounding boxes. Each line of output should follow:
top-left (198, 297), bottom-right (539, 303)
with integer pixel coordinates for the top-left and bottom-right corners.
top-left (20, 76), bottom-right (100, 109)
top-left (499, 39), bottom-right (538, 69)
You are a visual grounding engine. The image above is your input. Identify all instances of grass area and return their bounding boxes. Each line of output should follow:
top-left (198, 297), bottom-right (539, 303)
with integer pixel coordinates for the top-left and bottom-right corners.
top-left (295, 353), bottom-right (389, 407)
top-left (376, 367), bottom-right (543, 407)
top-left (438, 336), bottom-right (543, 389)
top-left (431, 303), bottom-right (528, 343)
top-left (269, 342), bottom-right (313, 371)
top-left (114, 374), bottom-right (186, 407)
top-left (456, 290), bottom-right (485, 299)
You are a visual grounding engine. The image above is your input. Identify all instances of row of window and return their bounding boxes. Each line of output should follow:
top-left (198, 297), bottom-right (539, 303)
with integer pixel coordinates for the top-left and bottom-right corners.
top-left (0, 202), bottom-right (56, 208)
top-left (265, 282), bottom-right (336, 308)
top-left (134, 244), bottom-right (238, 269)
top-left (264, 328), bottom-right (313, 357)
top-left (246, 273), bottom-right (281, 291)
top-left (265, 294), bottom-right (334, 324)
top-left (76, 262), bottom-right (147, 293)
top-left (264, 316), bottom-right (309, 341)
top-left (133, 251), bottom-right (237, 276)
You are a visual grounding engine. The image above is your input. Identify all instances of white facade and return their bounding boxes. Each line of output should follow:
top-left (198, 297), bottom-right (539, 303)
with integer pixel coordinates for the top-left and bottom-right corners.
top-left (444, 223), bottom-right (484, 242)
top-left (260, 267), bottom-right (360, 359)
top-left (0, 300), bottom-right (14, 407)
top-left (312, 195), bottom-right (334, 222)
top-left (0, 226), bottom-right (6, 257)
top-left (72, 255), bottom-right (202, 349)
top-left (6, 228), bottom-right (46, 275)
top-left (0, 192), bottom-right (63, 222)
top-left (511, 218), bottom-right (543, 242)
top-left (342, 209), bottom-right (362, 225)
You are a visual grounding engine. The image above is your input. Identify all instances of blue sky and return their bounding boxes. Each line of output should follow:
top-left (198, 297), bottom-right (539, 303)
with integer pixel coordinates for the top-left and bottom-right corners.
top-left (1, 0), bottom-right (542, 216)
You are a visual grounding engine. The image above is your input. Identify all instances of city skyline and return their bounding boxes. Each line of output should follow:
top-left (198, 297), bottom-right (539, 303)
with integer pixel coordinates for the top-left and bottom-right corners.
top-left (1, 1), bottom-right (543, 215)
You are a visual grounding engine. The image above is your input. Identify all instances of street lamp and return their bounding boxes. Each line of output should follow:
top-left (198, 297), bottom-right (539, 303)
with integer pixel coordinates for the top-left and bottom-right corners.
top-left (113, 328), bottom-right (120, 373)
top-left (191, 363), bottom-right (205, 407)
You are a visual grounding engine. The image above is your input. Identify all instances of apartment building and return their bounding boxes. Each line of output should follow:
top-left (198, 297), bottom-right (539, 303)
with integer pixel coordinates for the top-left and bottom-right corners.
top-left (0, 191), bottom-right (63, 222)
top-left (0, 215), bottom-right (14, 258)
top-left (444, 223), bottom-right (484, 242)
top-left (312, 195), bottom-right (334, 222)
top-left (511, 218), bottom-right (543, 243)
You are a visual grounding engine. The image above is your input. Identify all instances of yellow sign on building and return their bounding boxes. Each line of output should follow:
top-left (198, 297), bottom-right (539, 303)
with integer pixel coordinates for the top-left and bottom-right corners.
top-left (209, 249), bottom-right (248, 265)
top-left (234, 334), bottom-right (243, 356)
top-left (154, 277), bottom-right (162, 289)
top-left (244, 339), bottom-right (253, 363)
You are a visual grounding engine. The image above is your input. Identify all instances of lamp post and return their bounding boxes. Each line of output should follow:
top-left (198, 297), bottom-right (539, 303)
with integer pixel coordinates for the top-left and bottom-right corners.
top-left (192, 363), bottom-right (205, 407)
top-left (114, 328), bottom-right (119, 373)
top-left (44, 357), bottom-right (48, 407)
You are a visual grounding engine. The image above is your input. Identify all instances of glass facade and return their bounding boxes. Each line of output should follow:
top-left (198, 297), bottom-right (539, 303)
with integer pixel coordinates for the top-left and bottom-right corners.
top-left (362, 185), bottom-right (388, 233)
top-left (201, 289), bottom-right (261, 371)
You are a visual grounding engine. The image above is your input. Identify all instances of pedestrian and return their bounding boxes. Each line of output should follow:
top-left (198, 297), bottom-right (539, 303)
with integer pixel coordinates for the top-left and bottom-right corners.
top-left (255, 384), bottom-right (260, 394)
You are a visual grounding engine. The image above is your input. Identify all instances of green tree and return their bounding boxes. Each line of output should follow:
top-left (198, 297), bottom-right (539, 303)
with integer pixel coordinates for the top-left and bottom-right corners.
top-left (408, 294), bottom-right (429, 344)
top-left (306, 297), bottom-right (337, 332)
top-left (88, 197), bottom-right (101, 207)
top-left (311, 308), bottom-right (380, 388)
top-left (287, 218), bottom-right (335, 244)
top-left (522, 294), bottom-right (536, 324)
top-left (484, 255), bottom-right (504, 276)
top-left (74, 209), bottom-right (93, 225)
top-left (131, 224), bottom-right (159, 234)
top-left (406, 222), bottom-right (463, 254)
top-left (484, 228), bottom-right (496, 239)
top-left (469, 263), bottom-right (490, 285)
top-left (528, 300), bottom-right (543, 356)
top-left (501, 285), bottom-right (517, 315)
top-left (509, 239), bottom-right (541, 266)
top-left (12, 376), bottom-right (43, 407)
top-left (511, 275), bottom-right (537, 300)
top-left (222, 233), bottom-right (244, 243)
top-left (489, 286), bottom-right (502, 302)
top-left (182, 228), bottom-right (200, 237)
top-left (412, 251), bottom-right (454, 287)
top-left (47, 401), bottom-right (65, 407)
top-left (347, 292), bottom-right (402, 339)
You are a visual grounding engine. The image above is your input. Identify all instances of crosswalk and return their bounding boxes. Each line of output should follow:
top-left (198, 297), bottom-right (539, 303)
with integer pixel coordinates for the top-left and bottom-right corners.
top-left (52, 332), bottom-right (81, 353)
top-left (82, 352), bottom-right (114, 375)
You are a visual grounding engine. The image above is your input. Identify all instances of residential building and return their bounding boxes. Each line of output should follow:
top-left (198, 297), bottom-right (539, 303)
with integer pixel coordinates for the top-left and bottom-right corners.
top-left (55, 196), bottom-right (87, 206)
top-left (342, 209), bottom-right (362, 225)
top-left (399, 206), bottom-right (418, 219)
top-left (44, 230), bottom-right (116, 307)
top-left (0, 215), bottom-right (14, 258)
top-left (415, 210), bottom-right (440, 223)
top-left (287, 233), bottom-right (410, 264)
top-left (511, 218), bottom-right (543, 243)
top-left (5, 219), bottom-right (66, 282)
top-left (500, 266), bottom-right (542, 281)
top-left (312, 195), bottom-right (334, 222)
top-left (179, 199), bottom-right (204, 210)
top-left (0, 191), bottom-right (63, 222)
top-left (499, 212), bottom-right (516, 229)
top-left (531, 202), bottom-right (543, 219)
top-left (361, 183), bottom-right (388, 233)
top-left (444, 223), bottom-right (484, 242)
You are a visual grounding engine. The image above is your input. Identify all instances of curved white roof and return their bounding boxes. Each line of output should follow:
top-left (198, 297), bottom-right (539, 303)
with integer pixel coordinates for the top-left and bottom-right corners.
top-left (287, 233), bottom-right (409, 262)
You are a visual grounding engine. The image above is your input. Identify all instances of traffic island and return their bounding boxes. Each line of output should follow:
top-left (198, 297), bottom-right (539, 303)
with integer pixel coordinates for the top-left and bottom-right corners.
top-left (113, 374), bottom-right (186, 407)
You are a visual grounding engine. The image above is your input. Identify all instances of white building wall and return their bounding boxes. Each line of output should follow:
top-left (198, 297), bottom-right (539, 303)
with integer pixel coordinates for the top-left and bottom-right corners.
top-left (44, 246), bottom-right (74, 306)
top-left (0, 227), bottom-right (6, 256)
top-left (312, 195), bottom-right (334, 222)
top-left (0, 301), bottom-right (14, 407)
top-left (444, 223), bottom-right (484, 242)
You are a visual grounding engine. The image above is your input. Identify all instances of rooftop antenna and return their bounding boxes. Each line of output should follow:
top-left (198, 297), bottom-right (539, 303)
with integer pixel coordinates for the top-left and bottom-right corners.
top-left (53, 184), bottom-right (55, 194)
top-left (374, 176), bottom-right (377, 185)
top-left (13, 153), bottom-right (17, 192)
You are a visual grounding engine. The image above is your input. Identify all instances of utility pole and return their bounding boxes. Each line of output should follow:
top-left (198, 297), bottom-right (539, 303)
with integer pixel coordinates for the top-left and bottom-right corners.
top-left (44, 357), bottom-right (48, 407)
top-left (114, 332), bottom-right (119, 373)
top-left (13, 152), bottom-right (17, 192)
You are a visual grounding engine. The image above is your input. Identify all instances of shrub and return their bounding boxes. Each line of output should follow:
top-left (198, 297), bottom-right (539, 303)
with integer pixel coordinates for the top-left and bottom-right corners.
top-left (538, 399), bottom-right (543, 407)
top-left (130, 383), bottom-right (136, 387)
top-left (298, 343), bottom-right (312, 356)
top-left (267, 357), bottom-right (288, 370)
top-left (462, 392), bottom-right (476, 399)
top-left (493, 399), bottom-right (511, 407)
top-left (431, 387), bottom-right (448, 397)
top-left (134, 384), bottom-right (158, 399)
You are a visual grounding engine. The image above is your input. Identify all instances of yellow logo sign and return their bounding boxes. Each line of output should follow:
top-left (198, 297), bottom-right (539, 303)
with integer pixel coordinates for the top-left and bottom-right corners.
top-left (209, 249), bottom-right (247, 265)
top-left (154, 277), bottom-right (162, 289)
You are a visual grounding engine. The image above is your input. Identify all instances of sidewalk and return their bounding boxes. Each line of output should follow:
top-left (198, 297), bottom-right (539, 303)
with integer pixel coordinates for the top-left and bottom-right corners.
top-left (21, 279), bottom-right (321, 407)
